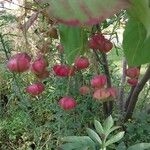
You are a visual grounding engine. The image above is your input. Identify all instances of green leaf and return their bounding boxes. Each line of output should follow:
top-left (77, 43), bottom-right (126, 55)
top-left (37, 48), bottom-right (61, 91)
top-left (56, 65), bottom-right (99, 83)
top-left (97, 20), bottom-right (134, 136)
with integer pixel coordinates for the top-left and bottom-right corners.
top-left (86, 128), bottom-right (102, 145)
top-left (105, 131), bottom-right (125, 147)
top-left (105, 126), bottom-right (121, 138)
top-left (127, 143), bottom-right (150, 150)
top-left (38, 0), bottom-right (129, 26)
top-left (61, 136), bottom-right (96, 150)
top-left (61, 143), bottom-right (80, 150)
top-left (59, 25), bottom-right (87, 65)
top-left (116, 142), bottom-right (126, 150)
top-left (103, 115), bottom-right (114, 133)
top-left (123, 18), bottom-right (150, 66)
top-left (94, 119), bottom-right (104, 135)
top-left (128, 0), bottom-right (150, 37)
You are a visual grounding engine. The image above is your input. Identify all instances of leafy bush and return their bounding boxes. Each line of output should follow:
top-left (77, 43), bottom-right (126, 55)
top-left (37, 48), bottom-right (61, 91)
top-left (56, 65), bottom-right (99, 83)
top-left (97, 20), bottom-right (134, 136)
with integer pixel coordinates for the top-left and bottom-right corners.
top-left (124, 112), bottom-right (150, 146)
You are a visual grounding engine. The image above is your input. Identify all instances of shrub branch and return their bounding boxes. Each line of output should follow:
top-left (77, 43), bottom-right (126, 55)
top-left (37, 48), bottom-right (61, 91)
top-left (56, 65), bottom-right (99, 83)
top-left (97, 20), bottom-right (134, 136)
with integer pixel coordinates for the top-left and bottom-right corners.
top-left (124, 65), bottom-right (150, 121)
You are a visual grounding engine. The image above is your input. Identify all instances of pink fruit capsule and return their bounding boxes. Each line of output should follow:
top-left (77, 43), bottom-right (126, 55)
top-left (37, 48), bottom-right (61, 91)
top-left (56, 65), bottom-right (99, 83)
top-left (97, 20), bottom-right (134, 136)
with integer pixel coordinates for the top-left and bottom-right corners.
top-left (126, 67), bottom-right (140, 79)
top-left (26, 82), bottom-right (45, 96)
top-left (74, 57), bottom-right (89, 70)
top-left (59, 96), bottom-right (77, 110)
top-left (93, 88), bottom-right (110, 100)
top-left (91, 75), bottom-right (107, 88)
top-left (53, 64), bottom-right (69, 77)
top-left (79, 86), bottom-right (90, 95)
top-left (7, 52), bottom-right (31, 73)
top-left (127, 78), bottom-right (138, 86)
top-left (31, 56), bottom-right (48, 74)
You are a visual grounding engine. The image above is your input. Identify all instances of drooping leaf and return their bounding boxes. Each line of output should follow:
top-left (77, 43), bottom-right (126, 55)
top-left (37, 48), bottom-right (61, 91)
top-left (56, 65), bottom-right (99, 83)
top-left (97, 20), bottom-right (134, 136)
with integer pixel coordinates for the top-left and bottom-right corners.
top-left (86, 128), bottom-right (102, 145)
top-left (123, 18), bottom-right (150, 66)
top-left (128, 0), bottom-right (150, 37)
top-left (35, 0), bottom-right (129, 26)
top-left (59, 25), bottom-right (87, 65)
top-left (105, 131), bottom-right (125, 147)
top-left (127, 143), bottom-right (150, 150)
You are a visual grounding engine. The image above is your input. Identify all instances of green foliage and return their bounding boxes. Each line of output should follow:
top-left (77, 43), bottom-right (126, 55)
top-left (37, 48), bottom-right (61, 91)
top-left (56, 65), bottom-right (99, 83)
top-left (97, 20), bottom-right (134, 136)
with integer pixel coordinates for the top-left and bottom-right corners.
top-left (61, 116), bottom-right (125, 150)
top-left (61, 136), bottom-right (96, 150)
top-left (0, 13), bottom-right (16, 28)
top-left (128, 0), bottom-right (150, 37)
top-left (123, 18), bottom-right (150, 66)
top-left (127, 143), bottom-right (150, 150)
top-left (0, 109), bottom-right (31, 138)
top-left (123, 0), bottom-right (150, 66)
top-left (124, 112), bottom-right (150, 146)
top-left (0, 1), bottom-right (150, 150)
top-left (116, 142), bottom-right (150, 150)
top-left (59, 25), bottom-right (87, 65)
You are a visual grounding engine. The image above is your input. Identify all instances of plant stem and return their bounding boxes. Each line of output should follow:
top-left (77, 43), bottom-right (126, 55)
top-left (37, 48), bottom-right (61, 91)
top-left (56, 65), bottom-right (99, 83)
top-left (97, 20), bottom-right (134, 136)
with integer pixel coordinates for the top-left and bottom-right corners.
top-left (118, 57), bottom-right (127, 113)
top-left (101, 52), bottom-right (113, 116)
top-left (124, 65), bottom-right (150, 122)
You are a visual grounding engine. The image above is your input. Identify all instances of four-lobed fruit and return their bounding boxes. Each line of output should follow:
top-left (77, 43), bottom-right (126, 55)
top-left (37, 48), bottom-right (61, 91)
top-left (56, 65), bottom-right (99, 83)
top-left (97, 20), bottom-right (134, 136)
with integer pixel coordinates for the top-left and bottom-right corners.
top-left (107, 87), bottom-right (118, 98)
top-left (26, 82), bottom-right (45, 96)
top-left (93, 88), bottom-right (110, 100)
top-left (127, 78), bottom-right (138, 86)
top-left (74, 56), bottom-right (89, 70)
top-left (31, 56), bottom-right (48, 75)
top-left (126, 67), bottom-right (140, 79)
top-left (59, 96), bottom-right (77, 110)
top-left (102, 39), bottom-right (113, 53)
top-left (88, 34), bottom-right (105, 50)
top-left (53, 64), bottom-right (75, 77)
top-left (88, 33), bottom-right (113, 53)
top-left (79, 86), bottom-right (90, 95)
top-left (7, 52), bottom-right (31, 73)
top-left (91, 75), bottom-right (107, 88)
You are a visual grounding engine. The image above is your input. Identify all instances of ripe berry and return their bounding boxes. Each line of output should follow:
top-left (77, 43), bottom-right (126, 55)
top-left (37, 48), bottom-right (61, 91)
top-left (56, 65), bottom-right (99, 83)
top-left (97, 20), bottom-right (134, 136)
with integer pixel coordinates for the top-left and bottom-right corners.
top-left (7, 52), bottom-right (31, 73)
top-left (79, 86), bottom-right (90, 95)
top-left (91, 75), bottom-right (107, 88)
top-left (53, 64), bottom-right (69, 77)
top-left (126, 67), bottom-right (140, 78)
top-left (26, 82), bottom-right (45, 96)
top-left (31, 56), bottom-right (48, 74)
top-left (93, 89), bottom-right (110, 100)
top-left (127, 78), bottom-right (138, 86)
top-left (74, 56), bottom-right (89, 70)
top-left (59, 96), bottom-right (77, 110)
